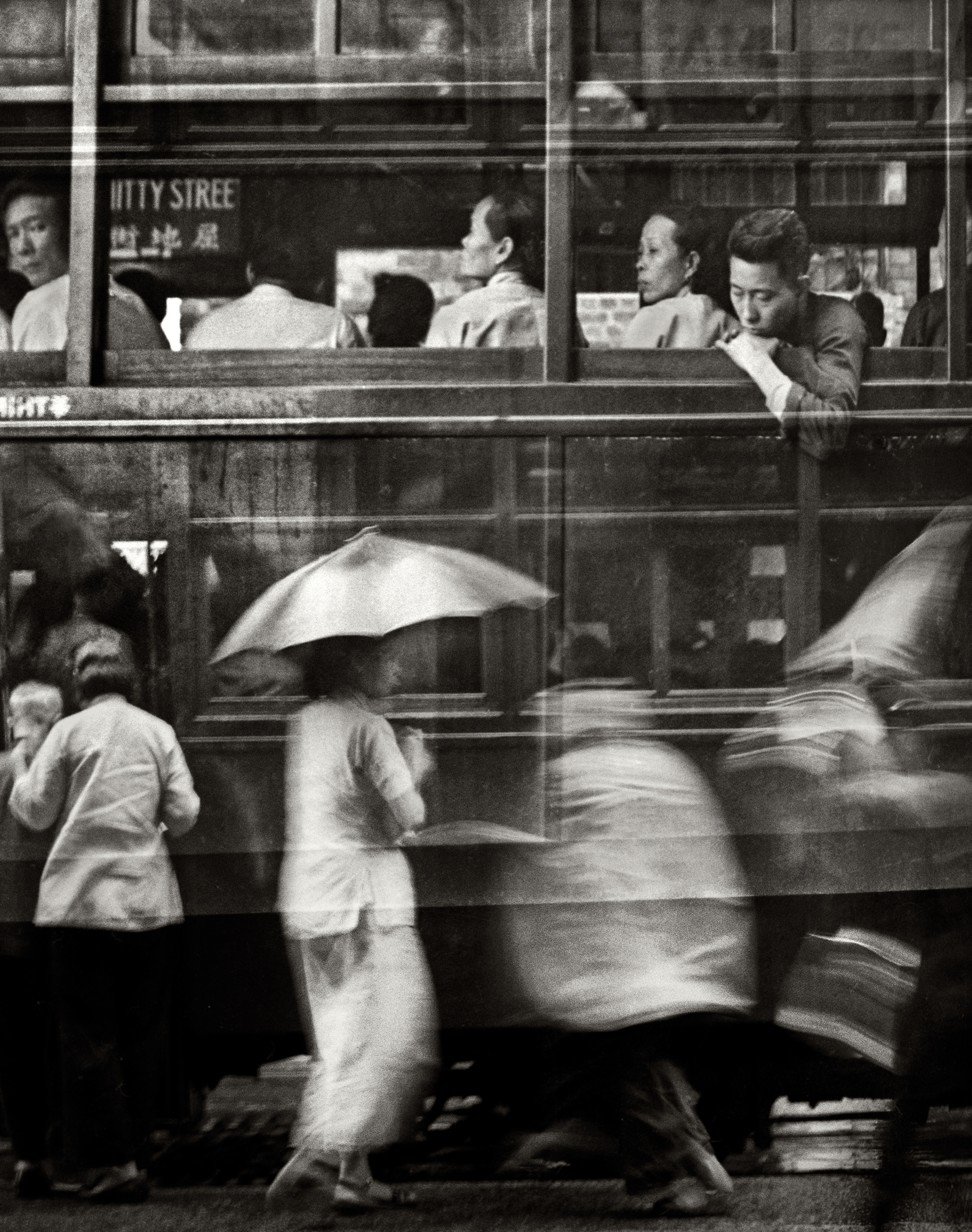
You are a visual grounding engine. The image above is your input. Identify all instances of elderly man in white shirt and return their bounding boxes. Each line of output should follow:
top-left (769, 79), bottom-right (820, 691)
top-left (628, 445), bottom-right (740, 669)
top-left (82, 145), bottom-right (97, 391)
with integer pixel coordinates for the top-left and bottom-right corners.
top-left (425, 193), bottom-right (548, 348)
top-left (185, 241), bottom-right (363, 349)
top-left (2, 180), bottom-right (166, 352)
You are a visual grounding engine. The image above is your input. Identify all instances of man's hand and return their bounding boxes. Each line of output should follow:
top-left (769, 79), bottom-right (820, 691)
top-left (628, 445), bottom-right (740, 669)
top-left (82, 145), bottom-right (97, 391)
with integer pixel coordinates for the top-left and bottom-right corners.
top-left (716, 332), bottom-right (792, 423)
top-left (398, 726), bottom-right (434, 786)
top-left (716, 331), bottom-right (780, 370)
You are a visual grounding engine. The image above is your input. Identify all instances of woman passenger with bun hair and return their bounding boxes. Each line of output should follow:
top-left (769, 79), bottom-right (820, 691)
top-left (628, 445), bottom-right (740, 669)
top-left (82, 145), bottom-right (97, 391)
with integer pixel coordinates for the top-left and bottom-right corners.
top-left (622, 203), bottom-right (731, 348)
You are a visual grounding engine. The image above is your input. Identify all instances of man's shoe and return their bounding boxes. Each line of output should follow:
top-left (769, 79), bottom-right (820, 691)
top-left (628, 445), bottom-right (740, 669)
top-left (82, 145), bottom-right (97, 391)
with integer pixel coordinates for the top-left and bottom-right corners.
top-left (81, 1166), bottom-right (149, 1204)
top-left (684, 1142), bottom-right (734, 1195)
top-left (12, 1161), bottom-right (51, 1200)
top-left (266, 1152), bottom-right (337, 1226)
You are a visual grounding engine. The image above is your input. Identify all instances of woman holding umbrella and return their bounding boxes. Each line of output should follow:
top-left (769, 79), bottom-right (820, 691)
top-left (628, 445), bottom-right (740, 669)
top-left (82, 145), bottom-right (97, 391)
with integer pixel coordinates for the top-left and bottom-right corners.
top-left (267, 635), bottom-right (438, 1220)
top-left (211, 529), bottom-right (551, 1219)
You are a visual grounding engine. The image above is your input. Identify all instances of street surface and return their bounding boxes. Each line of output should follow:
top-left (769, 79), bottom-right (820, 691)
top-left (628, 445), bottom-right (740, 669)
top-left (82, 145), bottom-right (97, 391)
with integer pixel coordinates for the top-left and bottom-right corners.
top-left (0, 1176), bottom-right (970, 1231)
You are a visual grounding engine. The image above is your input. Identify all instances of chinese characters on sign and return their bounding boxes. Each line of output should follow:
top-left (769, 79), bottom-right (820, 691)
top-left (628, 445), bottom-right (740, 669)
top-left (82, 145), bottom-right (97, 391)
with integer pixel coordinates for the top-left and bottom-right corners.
top-left (109, 177), bottom-right (241, 261)
top-left (0, 394), bottom-right (72, 420)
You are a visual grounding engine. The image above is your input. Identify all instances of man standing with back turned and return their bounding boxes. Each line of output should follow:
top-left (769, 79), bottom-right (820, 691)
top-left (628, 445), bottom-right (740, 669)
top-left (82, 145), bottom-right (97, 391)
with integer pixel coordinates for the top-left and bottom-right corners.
top-left (717, 208), bottom-right (867, 460)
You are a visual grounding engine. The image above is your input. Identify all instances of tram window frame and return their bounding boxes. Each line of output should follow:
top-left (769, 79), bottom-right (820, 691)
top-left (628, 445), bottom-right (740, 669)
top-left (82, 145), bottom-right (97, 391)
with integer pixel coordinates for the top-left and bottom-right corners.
top-left (105, 0), bottom-right (546, 85)
top-left (0, 0), bottom-right (74, 86)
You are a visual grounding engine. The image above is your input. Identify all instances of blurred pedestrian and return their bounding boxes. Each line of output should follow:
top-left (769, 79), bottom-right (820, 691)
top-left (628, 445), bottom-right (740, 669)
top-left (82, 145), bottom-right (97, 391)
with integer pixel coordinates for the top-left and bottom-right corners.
top-left (503, 684), bottom-right (755, 1215)
top-left (0, 681), bottom-right (62, 1198)
top-left (367, 272), bottom-right (435, 347)
top-left (10, 637), bottom-right (199, 1203)
top-left (268, 636), bottom-right (438, 1221)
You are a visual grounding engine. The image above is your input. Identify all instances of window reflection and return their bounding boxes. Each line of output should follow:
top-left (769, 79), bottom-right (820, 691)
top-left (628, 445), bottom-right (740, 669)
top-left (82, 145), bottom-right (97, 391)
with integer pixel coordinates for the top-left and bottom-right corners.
top-left (339, 0), bottom-right (466, 54)
top-left (0, 0), bottom-right (65, 56)
top-left (583, 0), bottom-right (774, 57)
top-left (143, 0), bottom-right (315, 54)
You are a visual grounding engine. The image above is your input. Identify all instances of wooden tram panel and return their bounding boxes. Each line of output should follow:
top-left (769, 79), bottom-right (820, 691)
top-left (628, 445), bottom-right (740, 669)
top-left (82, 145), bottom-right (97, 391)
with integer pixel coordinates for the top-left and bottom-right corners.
top-left (0, 0), bottom-right (968, 1088)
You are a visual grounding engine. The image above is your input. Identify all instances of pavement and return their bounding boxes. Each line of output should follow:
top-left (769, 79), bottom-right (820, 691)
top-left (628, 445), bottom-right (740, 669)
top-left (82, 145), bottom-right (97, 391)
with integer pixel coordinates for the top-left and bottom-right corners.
top-left (0, 1176), bottom-right (971, 1232)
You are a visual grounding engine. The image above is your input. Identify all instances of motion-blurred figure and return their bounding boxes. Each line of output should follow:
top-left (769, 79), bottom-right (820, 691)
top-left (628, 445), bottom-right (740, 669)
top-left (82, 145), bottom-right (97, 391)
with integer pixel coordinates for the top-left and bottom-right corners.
top-left (722, 504), bottom-right (972, 1223)
top-left (268, 638), bottom-right (437, 1221)
top-left (367, 272), bottom-right (435, 347)
top-left (502, 684), bottom-right (755, 1215)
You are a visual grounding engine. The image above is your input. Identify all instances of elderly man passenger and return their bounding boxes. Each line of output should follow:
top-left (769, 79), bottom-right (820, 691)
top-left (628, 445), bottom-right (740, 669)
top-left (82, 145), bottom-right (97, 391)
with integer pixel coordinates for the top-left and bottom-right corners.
top-left (425, 192), bottom-right (547, 348)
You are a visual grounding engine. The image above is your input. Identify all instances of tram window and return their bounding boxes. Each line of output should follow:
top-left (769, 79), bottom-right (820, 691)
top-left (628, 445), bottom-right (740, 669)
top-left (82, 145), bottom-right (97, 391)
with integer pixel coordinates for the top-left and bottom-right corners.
top-left (565, 436), bottom-right (792, 511)
top-left (190, 439), bottom-right (495, 519)
top-left (0, 0), bottom-right (67, 56)
top-left (563, 521), bottom-right (790, 691)
top-left (126, 0), bottom-right (540, 67)
top-left (576, 156), bottom-right (943, 362)
top-left (579, 0), bottom-right (775, 58)
top-left (339, 0), bottom-right (466, 55)
top-left (98, 157), bottom-right (547, 374)
top-left (198, 524), bottom-right (489, 702)
top-left (564, 436), bottom-right (794, 691)
top-left (188, 438), bottom-right (533, 706)
top-left (0, 177), bottom-right (75, 362)
top-left (798, 0), bottom-right (938, 52)
top-left (139, 0), bottom-right (316, 55)
top-left (821, 432), bottom-right (972, 511)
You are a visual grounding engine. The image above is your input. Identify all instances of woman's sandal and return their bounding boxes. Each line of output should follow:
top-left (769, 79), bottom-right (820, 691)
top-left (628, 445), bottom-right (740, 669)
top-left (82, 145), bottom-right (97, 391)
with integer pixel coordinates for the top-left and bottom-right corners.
top-left (333, 1180), bottom-right (418, 1213)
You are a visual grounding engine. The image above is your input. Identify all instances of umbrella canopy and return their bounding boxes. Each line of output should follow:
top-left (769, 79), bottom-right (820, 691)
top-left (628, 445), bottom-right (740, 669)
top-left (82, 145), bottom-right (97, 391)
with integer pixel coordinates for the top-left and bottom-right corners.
top-left (211, 527), bottom-right (553, 662)
top-left (788, 502), bottom-right (972, 681)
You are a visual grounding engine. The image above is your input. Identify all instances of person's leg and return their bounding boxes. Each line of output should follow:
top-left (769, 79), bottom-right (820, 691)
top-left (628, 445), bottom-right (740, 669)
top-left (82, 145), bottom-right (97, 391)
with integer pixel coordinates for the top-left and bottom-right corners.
top-left (50, 927), bottom-right (146, 1200)
top-left (116, 927), bottom-right (172, 1171)
top-left (268, 935), bottom-right (341, 1217)
top-left (0, 927), bottom-right (52, 1194)
top-left (611, 1024), bottom-right (731, 1214)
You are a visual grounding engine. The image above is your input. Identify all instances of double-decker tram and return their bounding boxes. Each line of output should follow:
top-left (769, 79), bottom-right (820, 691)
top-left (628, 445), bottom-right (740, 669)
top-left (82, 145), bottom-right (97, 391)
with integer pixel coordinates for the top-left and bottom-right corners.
top-left (1, 0), bottom-right (972, 1137)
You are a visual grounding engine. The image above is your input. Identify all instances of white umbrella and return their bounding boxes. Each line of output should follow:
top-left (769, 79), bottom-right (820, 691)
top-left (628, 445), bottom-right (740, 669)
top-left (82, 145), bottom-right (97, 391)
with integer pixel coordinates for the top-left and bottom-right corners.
top-left (788, 503), bottom-right (972, 681)
top-left (211, 527), bottom-right (553, 662)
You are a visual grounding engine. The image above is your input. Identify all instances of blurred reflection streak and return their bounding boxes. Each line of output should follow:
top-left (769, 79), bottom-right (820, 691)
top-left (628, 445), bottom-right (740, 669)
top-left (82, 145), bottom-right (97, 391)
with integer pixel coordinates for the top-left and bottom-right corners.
top-left (721, 498), bottom-right (972, 1077)
top-left (791, 501), bottom-right (972, 682)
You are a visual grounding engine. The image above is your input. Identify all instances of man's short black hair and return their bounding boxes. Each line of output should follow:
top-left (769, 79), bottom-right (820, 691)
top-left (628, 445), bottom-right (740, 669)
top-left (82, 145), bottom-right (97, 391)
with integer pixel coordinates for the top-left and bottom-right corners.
top-left (368, 272), bottom-right (435, 347)
top-left (0, 177), bottom-right (69, 233)
top-left (482, 193), bottom-right (543, 287)
top-left (248, 240), bottom-right (298, 288)
top-left (727, 208), bottom-right (811, 285)
top-left (73, 635), bottom-right (137, 704)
